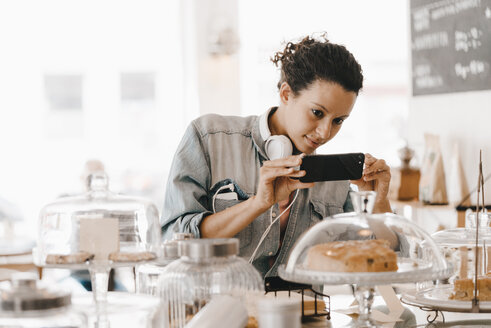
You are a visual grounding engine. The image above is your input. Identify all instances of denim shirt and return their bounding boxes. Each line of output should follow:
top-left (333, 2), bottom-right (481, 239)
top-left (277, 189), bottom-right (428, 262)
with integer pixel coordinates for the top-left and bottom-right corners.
top-left (161, 113), bottom-right (353, 277)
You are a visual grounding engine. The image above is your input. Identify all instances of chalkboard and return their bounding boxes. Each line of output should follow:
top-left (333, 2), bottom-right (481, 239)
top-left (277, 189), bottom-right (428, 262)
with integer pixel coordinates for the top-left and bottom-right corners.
top-left (411, 0), bottom-right (491, 96)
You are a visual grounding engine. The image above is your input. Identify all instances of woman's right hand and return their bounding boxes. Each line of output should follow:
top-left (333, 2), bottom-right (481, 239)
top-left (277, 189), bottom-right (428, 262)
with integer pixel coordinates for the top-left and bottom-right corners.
top-left (252, 154), bottom-right (315, 211)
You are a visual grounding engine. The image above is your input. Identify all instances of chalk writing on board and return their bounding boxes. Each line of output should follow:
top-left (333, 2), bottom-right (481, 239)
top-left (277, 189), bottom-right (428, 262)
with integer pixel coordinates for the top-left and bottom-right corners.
top-left (411, 0), bottom-right (491, 95)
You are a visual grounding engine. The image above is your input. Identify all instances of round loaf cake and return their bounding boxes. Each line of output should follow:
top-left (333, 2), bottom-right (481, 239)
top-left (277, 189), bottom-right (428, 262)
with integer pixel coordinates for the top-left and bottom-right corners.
top-left (305, 239), bottom-right (398, 272)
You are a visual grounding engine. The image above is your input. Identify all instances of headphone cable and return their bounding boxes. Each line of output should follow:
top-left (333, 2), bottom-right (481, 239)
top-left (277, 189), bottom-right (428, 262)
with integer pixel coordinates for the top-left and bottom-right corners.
top-left (248, 189), bottom-right (299, 263)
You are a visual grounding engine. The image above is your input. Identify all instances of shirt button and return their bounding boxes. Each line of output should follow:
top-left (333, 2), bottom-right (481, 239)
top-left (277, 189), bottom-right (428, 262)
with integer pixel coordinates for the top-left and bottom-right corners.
top-left (271, 212), bottom-right (277, 218)
top-left (268, 252), bottom-right (273, 256)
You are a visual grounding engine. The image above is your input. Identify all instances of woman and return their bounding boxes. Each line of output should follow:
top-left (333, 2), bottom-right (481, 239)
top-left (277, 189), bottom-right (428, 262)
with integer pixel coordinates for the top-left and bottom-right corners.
top-left (161, 34), bottom-right (394, 278)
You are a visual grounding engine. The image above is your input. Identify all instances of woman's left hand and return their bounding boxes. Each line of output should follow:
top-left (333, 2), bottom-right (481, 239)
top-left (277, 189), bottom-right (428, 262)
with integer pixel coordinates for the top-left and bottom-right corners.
top-left (350, 153), bottom-right (391, 212)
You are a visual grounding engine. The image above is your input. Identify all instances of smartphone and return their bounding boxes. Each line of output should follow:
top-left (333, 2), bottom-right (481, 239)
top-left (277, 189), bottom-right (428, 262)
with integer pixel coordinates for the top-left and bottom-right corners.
top-left (299, 153), bottom-right (365, 183)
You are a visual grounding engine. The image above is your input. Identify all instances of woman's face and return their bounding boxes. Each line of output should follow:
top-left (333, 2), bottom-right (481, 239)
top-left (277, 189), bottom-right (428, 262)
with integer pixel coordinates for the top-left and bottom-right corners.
top-left (277, 80), bottom-right (357, 154)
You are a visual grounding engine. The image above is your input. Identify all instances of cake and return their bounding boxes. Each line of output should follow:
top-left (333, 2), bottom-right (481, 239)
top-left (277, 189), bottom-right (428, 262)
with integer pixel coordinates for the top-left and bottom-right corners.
top-left (450, 277), bottom-right (491, 301)
top-left (305, 239), bottom-right (398, 272)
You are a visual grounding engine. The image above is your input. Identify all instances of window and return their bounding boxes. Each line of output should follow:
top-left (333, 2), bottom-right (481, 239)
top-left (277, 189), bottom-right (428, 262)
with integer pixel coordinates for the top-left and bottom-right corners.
top-left (121, 72), bottom-right (156, 109)
top-left (44, 74), bottom-right (83, 111)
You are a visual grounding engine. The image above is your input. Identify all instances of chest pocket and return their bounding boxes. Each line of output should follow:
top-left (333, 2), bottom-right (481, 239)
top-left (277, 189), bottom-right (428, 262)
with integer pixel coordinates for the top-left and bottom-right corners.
top-left (309, 200), bottom-right (344, 228)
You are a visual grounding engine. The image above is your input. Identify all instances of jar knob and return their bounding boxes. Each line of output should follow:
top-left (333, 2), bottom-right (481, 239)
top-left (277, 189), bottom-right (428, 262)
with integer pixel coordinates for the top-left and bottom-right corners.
top-left (350, 191), bottom-right (377, 214)
top-left (86, 172), bottom-right (109, 192)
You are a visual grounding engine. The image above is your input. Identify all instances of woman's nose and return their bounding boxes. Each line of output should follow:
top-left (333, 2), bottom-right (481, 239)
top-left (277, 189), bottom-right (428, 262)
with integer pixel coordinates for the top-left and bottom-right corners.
top-left (316, 121), bottom-right (332, 140)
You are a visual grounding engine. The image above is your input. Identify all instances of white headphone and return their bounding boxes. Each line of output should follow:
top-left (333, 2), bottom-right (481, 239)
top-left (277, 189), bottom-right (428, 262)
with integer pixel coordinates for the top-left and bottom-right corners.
top-left (259, 108), bottom-right (293, 160)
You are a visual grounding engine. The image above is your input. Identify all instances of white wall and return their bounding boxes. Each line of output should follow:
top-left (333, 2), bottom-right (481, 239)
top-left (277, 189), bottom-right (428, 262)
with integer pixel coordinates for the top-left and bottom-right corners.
top-left (407, 91), bottom-right (491, 204)
top-left (190, 0), bottom-right (241, 116)
top-left (238, 0), bottom-right (410, 165)
top-left (0, 0), bottom-right (185, 237)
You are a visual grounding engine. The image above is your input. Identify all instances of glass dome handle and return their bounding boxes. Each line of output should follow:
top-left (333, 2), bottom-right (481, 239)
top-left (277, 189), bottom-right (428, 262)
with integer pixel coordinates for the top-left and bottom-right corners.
top-left (350, 191), bottom-right (377, 214)
top-left (86, 172), bottom-right (109, 194)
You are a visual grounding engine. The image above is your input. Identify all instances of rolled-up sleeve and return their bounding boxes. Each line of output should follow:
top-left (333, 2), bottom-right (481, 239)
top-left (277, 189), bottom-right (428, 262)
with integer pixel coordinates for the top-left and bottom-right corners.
top-left (160, 122), bottom-right (212, 241)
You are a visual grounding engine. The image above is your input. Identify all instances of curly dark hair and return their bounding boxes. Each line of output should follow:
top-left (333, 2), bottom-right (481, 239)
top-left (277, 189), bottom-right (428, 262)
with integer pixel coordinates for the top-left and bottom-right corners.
top-left (271, 34), bottom-right (363, 95)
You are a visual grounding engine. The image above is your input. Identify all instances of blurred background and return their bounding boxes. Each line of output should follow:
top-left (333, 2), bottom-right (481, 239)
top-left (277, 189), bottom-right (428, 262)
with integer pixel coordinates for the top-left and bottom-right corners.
top-left (0, 0), bottom-right (410, 239)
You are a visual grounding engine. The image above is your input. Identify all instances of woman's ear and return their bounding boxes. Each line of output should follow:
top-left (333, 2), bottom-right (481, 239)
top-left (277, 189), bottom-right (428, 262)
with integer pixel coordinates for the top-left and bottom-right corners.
top-left (279, 82), bottom-right (292, 105)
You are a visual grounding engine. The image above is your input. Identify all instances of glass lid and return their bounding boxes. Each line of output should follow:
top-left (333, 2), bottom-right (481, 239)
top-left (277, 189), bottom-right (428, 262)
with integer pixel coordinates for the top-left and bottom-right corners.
top-left (431, 211), bottom-right (491, 247)
top-left (33, 172), bottom-right (161, 269)
top-left (0, 273), bottom-right (71, 312)
top-left (431, 228), bottom-right (491, 247)
top-left (278, 192), bottom-right (452, 286)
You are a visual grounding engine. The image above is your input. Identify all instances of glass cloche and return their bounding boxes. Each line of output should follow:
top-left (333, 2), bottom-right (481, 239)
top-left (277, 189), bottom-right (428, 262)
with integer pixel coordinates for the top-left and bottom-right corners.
top-left (401, 210), bottom-right (491, 313)
top-left (34, 172), bottom-right (160, 267)
top-left (278, 191), bottom-right (452, 327)
top-left (32, 172), bottom-right (161, 327)
top-left (430, 210), bottom-right (491, 280)
top-left (159, 238), bottom-right (264, 328)
top-left (0, 273), bottom-right (87, 328)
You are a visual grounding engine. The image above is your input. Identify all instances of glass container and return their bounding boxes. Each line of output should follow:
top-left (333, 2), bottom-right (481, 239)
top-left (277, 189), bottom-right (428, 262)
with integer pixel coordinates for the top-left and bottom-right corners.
top-left (402, 210), bottom-right (491, 312)
top-left (278, 191), bottom-right (452, 327)
top-left (72, 292), bottom-right (162, 328)
top-left (136, 232), bottom-right (194, 295)
top-left (33, 172), bottom-right (161, 327)
top-left (0, 273), bottom-right (87, 328)
top-left (430, 211), bottom-right (491, 281)
top-left (159, 238), bottom-right (264, 328)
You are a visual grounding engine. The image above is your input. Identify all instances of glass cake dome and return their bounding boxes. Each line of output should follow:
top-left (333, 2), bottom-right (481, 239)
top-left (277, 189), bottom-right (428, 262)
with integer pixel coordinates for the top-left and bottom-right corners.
top-left (430, 211), bottom-right (491, 280)
top-left (278, 191), bottom-right (453, 327)
top-left (400, 211), bottom-right (491, 313)
top-left (32, 172), bottom-right (161, 327)
top-left (34, 172), bottom-right (161, 268)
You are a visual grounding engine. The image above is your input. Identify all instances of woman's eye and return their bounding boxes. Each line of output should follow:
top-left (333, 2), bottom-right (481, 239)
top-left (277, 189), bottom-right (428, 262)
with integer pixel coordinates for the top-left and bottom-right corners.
top-left (333, 118), bottom-right (344, 125)
top-left (312, 109), bottom-right (323, 118)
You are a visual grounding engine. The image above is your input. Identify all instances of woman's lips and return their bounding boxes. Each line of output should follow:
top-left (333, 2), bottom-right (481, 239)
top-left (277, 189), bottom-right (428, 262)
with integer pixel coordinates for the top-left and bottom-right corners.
top-left (305, 136), bottom-right (321, 149)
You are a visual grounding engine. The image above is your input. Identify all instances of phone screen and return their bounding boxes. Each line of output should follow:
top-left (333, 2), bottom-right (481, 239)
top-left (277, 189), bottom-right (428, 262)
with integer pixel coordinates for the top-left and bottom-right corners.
top-left (299, 153), bottom-right (365, 183)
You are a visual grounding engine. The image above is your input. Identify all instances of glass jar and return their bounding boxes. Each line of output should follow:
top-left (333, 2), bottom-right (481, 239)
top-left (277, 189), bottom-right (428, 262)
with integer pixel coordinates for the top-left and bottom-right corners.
top-left (136, 233), bottom-right (194, 295)
top-left (71, 292), bottom-right (162, 328)
top-left (159, 238), bottom-right (264, 328)
top-left (34, 172), bottom-right (161, 266)
top-left (0, 273), bottom-right (87, 328)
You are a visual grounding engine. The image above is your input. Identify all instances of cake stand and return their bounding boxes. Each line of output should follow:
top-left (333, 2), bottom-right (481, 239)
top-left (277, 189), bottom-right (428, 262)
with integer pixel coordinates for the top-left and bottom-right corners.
top-left (33, 172), bottom-right (161, 328)
top-left (278, 211), bottom-right (452, 328)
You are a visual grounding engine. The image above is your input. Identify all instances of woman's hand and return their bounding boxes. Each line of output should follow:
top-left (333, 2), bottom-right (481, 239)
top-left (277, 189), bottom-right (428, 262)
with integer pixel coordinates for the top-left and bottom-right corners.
top-left (252, 154), bottom-right (314, 211)
top-left (350, 153), bottom-right (391, 213)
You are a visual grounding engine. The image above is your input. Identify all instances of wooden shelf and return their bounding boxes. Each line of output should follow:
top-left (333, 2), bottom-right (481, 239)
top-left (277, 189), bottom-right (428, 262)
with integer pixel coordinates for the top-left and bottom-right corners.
top-left (390, 199), bottom-right (459, 232)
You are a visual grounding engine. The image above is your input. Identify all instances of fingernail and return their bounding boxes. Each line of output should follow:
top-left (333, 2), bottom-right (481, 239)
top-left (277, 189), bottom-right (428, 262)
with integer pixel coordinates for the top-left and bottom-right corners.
top-left (300, 153), bottom-right (306, 158)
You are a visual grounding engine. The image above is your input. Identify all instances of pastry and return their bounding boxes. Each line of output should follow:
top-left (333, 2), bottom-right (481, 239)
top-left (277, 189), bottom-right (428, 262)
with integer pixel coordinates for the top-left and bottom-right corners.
top-left (450, 277), bottom-right (491, 301)
top-left (46, 251), bottom-right (94, 264)
top-left (305, 239), bottom-right (398, 272)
